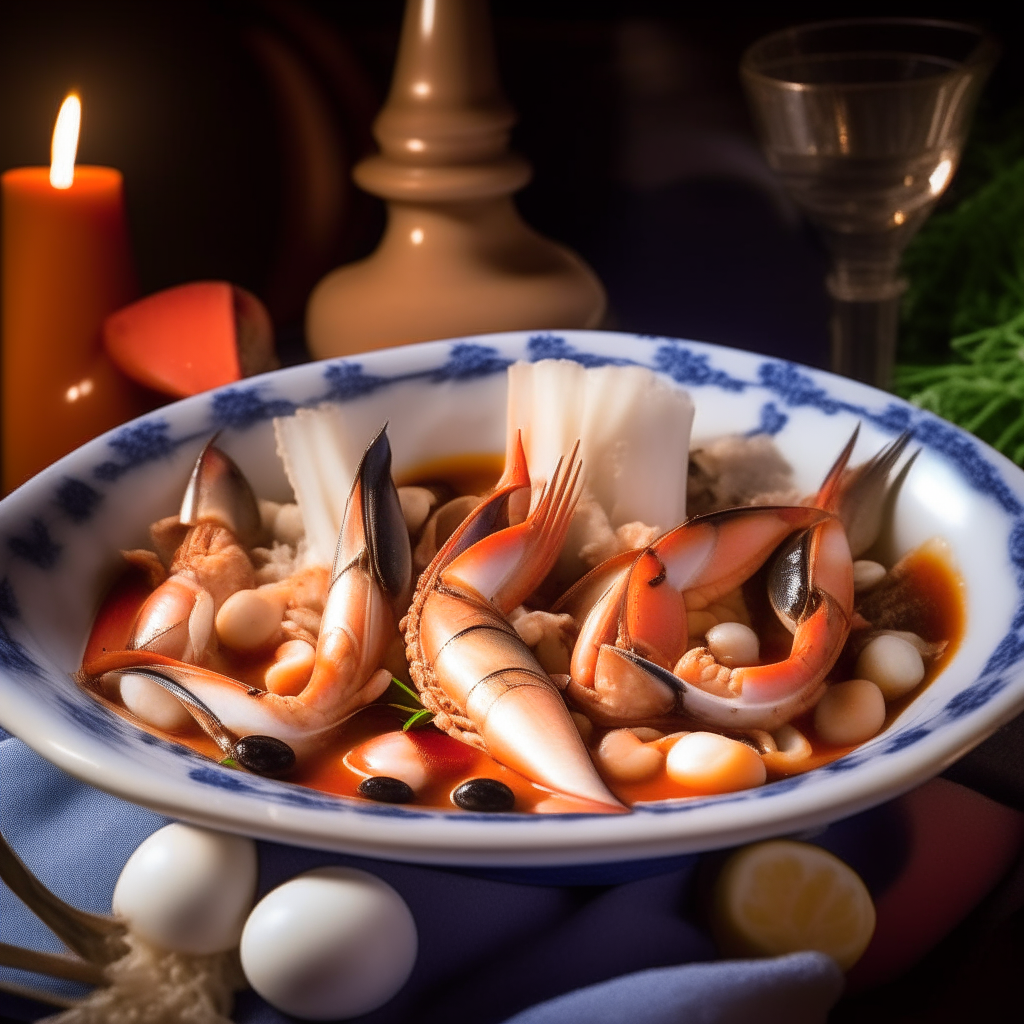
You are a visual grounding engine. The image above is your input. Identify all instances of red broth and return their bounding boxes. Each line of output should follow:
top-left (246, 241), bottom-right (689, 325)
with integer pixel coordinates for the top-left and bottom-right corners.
top-left (81, 467), bottom-right (965, 813)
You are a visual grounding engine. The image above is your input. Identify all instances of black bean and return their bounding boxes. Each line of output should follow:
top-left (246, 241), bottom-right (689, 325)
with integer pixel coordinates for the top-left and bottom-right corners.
top-left (452, 778), bottom-right (515, 813)
top-left (358, 776), bottom-right (415, 804)
top-left (233, 735), bottom-right (296, 777)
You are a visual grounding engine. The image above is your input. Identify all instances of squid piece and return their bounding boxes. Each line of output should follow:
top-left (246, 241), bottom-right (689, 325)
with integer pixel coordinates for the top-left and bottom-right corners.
top-left (404, 432), bottom-right (623, 811)
top-left (81, 426), bottom-right (412, 768)
top-left (127, 438), bottom-right (261, 664)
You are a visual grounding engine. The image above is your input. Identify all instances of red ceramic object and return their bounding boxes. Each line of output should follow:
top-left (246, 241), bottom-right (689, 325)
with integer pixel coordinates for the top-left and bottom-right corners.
top-left (103, 281), bottom-right (277, 398)
top-left (847, 777), bottom-right (1024, 990)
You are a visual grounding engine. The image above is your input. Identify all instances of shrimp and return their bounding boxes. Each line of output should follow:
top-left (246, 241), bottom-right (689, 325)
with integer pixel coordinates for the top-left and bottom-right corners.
top-left (403, 431), bottom-right (623, 811)
top-left (80, 426), bottom-right (412, 769)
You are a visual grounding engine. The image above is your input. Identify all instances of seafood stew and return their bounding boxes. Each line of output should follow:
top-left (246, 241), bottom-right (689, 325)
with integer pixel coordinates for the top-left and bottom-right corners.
top-left (77, 360), bottom-right (964, 815)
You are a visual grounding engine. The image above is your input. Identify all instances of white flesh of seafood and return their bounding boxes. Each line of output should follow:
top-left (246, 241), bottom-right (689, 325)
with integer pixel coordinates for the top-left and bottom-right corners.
top-left (274, 405), bottom-right (369, 566)
top-left (507, 359), bottom-right (694, 531)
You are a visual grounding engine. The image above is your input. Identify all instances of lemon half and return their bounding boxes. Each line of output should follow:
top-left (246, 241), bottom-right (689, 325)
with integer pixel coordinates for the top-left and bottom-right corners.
top-left (712, 839), bottom-right (876, 971)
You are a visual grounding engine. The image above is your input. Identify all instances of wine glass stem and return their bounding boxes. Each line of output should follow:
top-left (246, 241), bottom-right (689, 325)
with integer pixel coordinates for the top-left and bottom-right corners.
top-left (827, 275), bottom-right (907, 389)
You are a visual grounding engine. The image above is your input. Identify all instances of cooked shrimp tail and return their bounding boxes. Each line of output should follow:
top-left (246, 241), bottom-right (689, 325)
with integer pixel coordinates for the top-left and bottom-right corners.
top-left (300, 424), bottom-right (411, 714)
top-left (441, 438), bottom-right (582, 615)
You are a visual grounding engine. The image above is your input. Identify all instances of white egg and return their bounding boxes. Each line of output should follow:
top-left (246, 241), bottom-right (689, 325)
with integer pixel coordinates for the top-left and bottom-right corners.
top-left (112, 823), bottom-right (257, 955)
top-left (240, 867), bottom-right (417, 1020)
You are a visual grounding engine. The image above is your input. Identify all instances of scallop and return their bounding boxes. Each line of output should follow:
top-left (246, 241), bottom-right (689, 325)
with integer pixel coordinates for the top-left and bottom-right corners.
top-left (345, 729), bottom-right (477, 795)
top-left (855, 634), bottom-right (925, 701)
top-left (665, 732), bottom-right (766, 793)
top-left (119, 673), bottom-right (193, 733)
top-left (814, 679), bottom-right (886, 746)
top-left (344, 731), bottom-right (429, 792)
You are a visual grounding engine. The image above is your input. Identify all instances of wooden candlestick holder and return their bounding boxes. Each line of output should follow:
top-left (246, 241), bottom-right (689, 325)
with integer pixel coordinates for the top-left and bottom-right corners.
top-left (306, 0), bottom-right (606, 358)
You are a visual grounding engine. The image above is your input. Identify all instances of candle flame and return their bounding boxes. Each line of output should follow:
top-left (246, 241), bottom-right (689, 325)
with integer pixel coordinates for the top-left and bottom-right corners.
top-left (50, 94), bottom-right (81, 189)
top-left (929, 158), bottom-right (953, 196)
top-left (65, 378), bottom-right (94, 403)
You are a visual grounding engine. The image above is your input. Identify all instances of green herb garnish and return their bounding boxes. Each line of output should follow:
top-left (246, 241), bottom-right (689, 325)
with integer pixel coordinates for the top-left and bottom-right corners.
top-left (400, 709), bottom-right (433, 732)
top-left (381, 677), bottom-right (434, 731)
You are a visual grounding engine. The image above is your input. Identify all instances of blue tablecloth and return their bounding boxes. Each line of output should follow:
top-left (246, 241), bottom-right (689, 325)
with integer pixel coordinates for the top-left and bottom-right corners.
top-left (0, 729), bottom-right (847, 1023)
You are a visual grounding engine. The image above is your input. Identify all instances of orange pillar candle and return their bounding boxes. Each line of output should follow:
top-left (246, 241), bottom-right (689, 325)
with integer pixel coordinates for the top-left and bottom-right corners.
top-left (2, 94), bottom-right (149, 493)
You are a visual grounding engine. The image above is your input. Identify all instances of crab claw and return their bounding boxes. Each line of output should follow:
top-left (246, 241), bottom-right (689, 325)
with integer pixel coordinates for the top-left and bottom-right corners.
top-left (336, 424), bottom-right (412, 615)
top-left (99, 426), bottom-right (413, 761)
top-left (128, 439), bottom-right (259, 662)
top-left (674, 516), bottom-right (852, 730)
top-left (610, 647), bottom-right (825, 732)
top-left (295, 425), bottom-right (412, 719)
top-left (565, 505), bottom-right (830, 709)
top-left (584, 519), bottom-right (852, 732)
top-left (180, 435), bottom-right (262, 548)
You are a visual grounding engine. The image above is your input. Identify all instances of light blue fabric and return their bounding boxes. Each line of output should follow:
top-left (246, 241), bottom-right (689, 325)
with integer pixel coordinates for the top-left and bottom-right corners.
top-left (1, 734), bottom-right (843, 1023)
top-left (501, 954), bottom-right (844, 1024)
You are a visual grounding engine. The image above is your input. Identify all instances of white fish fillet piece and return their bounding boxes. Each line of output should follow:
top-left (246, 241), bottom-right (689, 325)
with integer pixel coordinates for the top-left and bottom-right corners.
top-left (507, 360), bottom-right (585, 500)
top-left (274, 405), bottom-right (366, 567)
top-left (276, 361), bottom-right (693, 567)
top-left (508, 359), bottom-right (694, 532)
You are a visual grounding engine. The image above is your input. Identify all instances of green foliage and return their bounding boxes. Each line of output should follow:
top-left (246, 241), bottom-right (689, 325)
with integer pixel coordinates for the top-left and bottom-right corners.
top-left (895, 103), bottom-right (1024, 463)
top-left (899, 157), bottom-right (1024, 364)
top-left (895, 310), bottom-right (1024, 463)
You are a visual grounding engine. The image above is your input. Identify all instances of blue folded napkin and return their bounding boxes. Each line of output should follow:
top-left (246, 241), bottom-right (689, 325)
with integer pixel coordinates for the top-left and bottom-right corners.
top-left (501, 954), bottom-right (842, 1024)
top-left (0, 732), bottom-right (843, 1023)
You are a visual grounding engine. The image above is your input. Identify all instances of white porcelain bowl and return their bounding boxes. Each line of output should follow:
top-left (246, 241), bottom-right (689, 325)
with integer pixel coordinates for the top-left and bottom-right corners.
top-left (1, 330), bottom-right (1022, 867)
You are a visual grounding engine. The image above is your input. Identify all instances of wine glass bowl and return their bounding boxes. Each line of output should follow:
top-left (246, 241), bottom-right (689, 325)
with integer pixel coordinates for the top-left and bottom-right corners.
top-left (741, 19), bottom-right (997, 387)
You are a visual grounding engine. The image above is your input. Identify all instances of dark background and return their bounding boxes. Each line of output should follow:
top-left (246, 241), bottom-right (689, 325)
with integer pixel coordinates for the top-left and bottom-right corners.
top-left (0, 2), bottom-right (1020, 371)
top-left (1, 4), bottom-right (1023, 1021)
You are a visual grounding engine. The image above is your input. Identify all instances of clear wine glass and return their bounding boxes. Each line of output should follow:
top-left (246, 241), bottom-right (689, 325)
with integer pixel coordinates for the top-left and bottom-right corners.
top-left (741, 19), bottom-right (997, 387)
